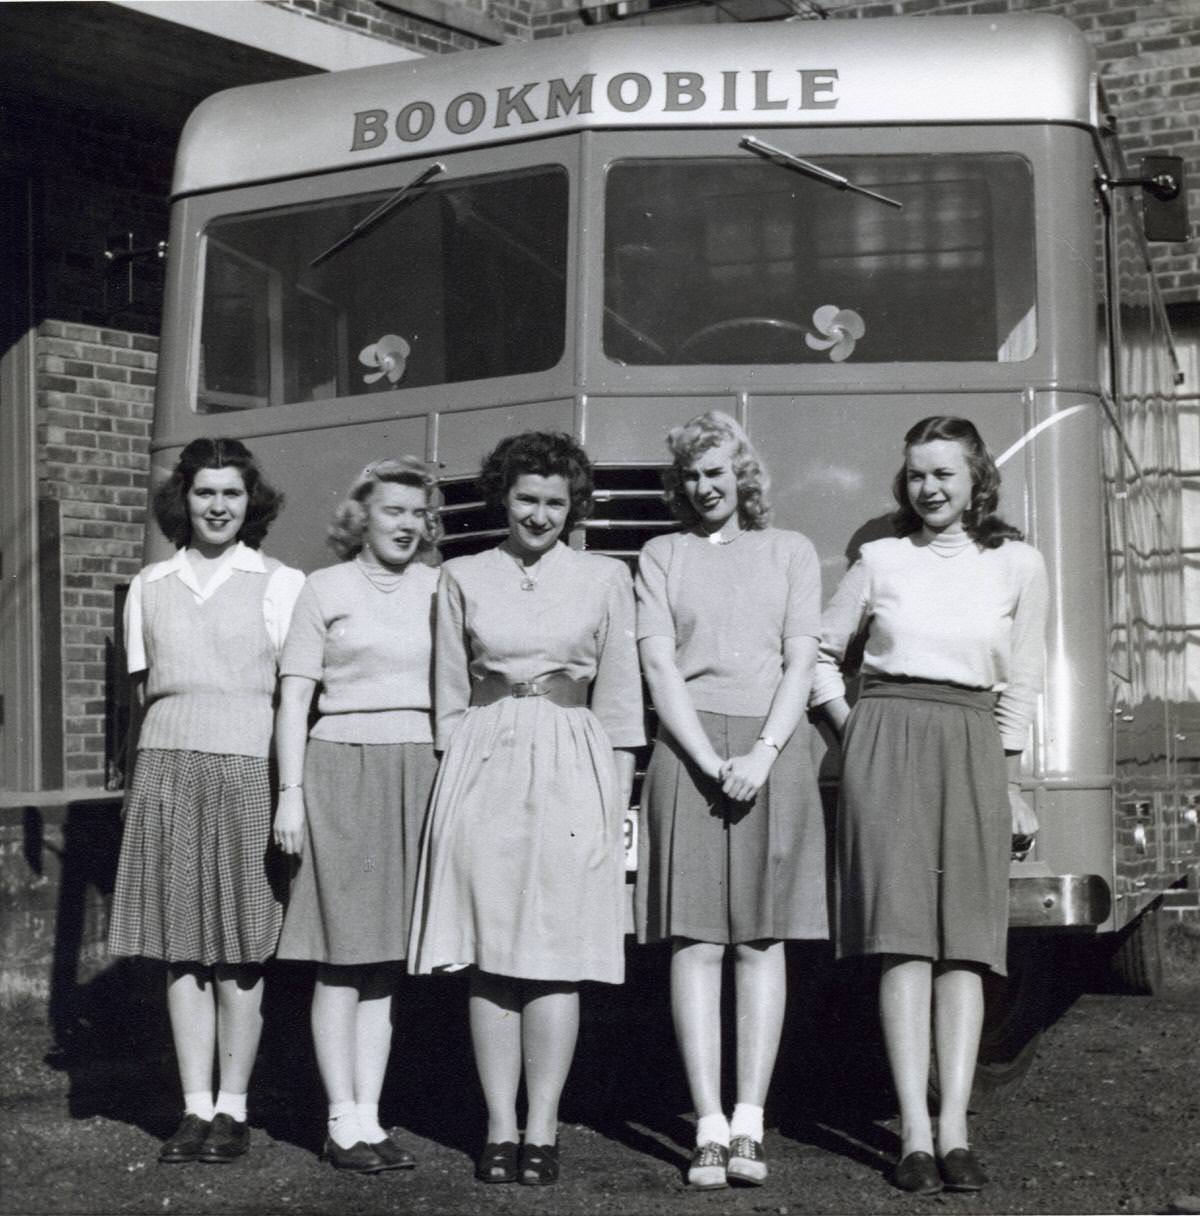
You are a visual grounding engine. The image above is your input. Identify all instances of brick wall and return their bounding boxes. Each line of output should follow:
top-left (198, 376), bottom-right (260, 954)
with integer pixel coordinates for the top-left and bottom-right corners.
top-left (36, 322), bottom-right (155, 790)
top-left (269, 0), bottom-right (530, 52)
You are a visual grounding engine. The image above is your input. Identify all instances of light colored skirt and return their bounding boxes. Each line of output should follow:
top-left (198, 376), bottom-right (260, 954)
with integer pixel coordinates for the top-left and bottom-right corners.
top-left (276, 740), bottom-right (436, 966)
top-left (408, 698), bottom-right (625, 984)
top-left (837, 679), bottom-right (1010, 975)
top-left (107, 748), bottom-right (282, 965)
top-left (635, 712), bottom-right (829, 945)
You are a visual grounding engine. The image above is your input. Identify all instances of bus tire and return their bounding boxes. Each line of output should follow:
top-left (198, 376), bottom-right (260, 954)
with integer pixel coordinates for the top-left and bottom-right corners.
top-left (969, 936), bottom-right (1050, 1103)
top-left (1107, 901), bottom-right (1165, 996)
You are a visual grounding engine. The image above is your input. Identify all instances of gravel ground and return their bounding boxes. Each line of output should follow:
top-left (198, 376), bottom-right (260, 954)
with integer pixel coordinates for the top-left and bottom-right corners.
top-left (2, 927), bottom-right (1198, 1216)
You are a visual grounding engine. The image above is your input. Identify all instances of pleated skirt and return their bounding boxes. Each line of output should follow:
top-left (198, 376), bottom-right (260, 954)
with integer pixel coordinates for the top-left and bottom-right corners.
top-left (408, 698), bottom-right (625, 984)
top-left (836, 679), bottom-right (1010, 975)
top-left (276, 740), bottom-right (436, 966)
top-left (107, 748), bottom-right (283, 965)
top-left (635, 712), bottom-right (829, 946)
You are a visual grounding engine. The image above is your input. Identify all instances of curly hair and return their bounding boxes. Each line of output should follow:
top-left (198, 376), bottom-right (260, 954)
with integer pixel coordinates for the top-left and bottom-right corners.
top-left (479, 432), bottom-right (594, 533)
top-left (152, 437), bottom-right (283, 549)
top-left (327, 456), bottom-right (442, 562)
top-left (891, 415), bottom-right (1023, 550)
top-left (662, 410), bottom-right (771, 530)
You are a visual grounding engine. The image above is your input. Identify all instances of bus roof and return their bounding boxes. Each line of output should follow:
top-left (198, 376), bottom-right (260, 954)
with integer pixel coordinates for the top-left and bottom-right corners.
top-left (174, 13), bottom-right (1096, 198)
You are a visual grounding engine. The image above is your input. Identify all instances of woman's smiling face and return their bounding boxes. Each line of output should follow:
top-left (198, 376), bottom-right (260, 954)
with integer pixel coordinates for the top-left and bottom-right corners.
top-left (905, 438), bottom-right (973, 534)
top-left (187, 466), bottom-right (247, 552)
top-left (503, 473), bottom-right (570, 559)
top-left (681, 440), bottom-right (740, 533)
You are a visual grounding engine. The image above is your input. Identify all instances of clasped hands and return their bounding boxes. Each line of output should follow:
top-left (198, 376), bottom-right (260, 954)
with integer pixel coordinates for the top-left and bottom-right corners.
top-left (709, 742), bottom-right (776, 804)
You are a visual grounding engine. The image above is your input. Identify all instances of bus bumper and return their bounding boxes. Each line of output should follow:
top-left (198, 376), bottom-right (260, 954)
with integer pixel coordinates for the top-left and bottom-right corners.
top-left (1008, 873), bottom-right (1112, 928)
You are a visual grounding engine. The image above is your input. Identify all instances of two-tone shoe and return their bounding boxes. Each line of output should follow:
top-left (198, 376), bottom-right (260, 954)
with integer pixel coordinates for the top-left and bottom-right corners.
top-left (727, 1135), bottom-right (768, 1186)
top-left (687, 1141), bottom-right (729, 1189)
top-left (938, 1147), bottom-right (988, 1191)
top-left (158, 1114), bottom-right (211, 1164)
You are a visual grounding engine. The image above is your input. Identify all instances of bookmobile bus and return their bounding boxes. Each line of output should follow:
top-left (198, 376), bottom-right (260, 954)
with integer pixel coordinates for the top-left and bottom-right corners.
top-left (148, 14), bottom-right (1195, 1082)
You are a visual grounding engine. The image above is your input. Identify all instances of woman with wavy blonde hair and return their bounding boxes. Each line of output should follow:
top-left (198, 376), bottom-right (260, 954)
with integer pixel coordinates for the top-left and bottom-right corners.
top-left (635, 411), bottom-right (828, 1189)
top-left (273, 456), bottom-right (441, 1173)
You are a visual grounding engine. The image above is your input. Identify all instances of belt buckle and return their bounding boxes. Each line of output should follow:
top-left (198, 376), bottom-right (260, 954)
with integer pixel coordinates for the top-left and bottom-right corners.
top-left (510, 681), bottom-right (546, 698)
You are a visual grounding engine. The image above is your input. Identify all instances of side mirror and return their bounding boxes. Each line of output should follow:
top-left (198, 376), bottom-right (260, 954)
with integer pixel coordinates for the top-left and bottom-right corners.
top-left (1139, 154), bottom-right (1188, 243)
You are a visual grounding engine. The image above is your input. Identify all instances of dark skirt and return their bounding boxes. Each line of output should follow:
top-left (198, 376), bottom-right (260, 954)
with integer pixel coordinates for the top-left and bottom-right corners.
top-left (836, 679), bottom-right (1010, 975)
top-left (107, 748), bottom-right (283, 965)
top-left (635, 711), bottom-right (829, 945)
top-left (276, 739), bottom-right (437, 966)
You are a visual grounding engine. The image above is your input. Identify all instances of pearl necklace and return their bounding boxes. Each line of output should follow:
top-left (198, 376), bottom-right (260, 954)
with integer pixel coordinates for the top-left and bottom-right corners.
top-left (705, 527), bottom-right (743, 546)
top-left (355, 554), bottom-right (410, 592)
top-left (922, 530), bottom-right (974, 559)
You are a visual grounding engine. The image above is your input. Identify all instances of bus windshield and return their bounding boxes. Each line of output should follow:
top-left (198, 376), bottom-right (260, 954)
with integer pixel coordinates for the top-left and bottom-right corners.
top-left (604, 153), bottom-right (1036, 365)
top-left (197, 165), bottom-right (568, 412)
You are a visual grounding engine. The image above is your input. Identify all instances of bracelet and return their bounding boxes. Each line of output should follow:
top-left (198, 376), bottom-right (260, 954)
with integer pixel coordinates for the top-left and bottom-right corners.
top-left (756, 734), bottom-right (781, 754)
top-left (278, 782), bottom-right (303, 793)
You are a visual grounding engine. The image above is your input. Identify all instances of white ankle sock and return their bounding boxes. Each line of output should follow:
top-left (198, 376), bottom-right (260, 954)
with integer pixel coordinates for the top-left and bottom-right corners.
top-left (183, 1091), bottom-right (214, 1121)
top-left (730, 1103), bottom-right (764, 1141)
top-left (356, 1102), bottom-right (386, 1143)
top-left (696, 1112), bottom-right (730, 1148)
top-left (213, 1091), bottom-right (247, 1122)
top-left (327, 1102), bottom-right (360, 1150)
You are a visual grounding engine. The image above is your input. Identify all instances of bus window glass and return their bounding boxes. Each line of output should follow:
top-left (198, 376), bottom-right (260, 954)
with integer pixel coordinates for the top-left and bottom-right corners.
top-left (604, 154), bottom-right (1036, 365)
top-left (197, 166), bottom-right (568, 411)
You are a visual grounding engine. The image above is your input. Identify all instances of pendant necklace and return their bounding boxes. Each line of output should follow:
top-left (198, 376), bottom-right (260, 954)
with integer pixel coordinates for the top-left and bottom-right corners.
top-left (506, 547), bottom-right (542, 591)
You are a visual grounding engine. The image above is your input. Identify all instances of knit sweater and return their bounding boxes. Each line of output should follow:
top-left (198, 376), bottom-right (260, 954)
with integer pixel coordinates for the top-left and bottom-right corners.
top-left (279, 558), bottom-right (437, 745)
top-left (130, 547), bottom-right (304, 757)
top-left (812, 533), bottom-right (1048, 751)
top-left (635, 527), bottom-right (822, 717)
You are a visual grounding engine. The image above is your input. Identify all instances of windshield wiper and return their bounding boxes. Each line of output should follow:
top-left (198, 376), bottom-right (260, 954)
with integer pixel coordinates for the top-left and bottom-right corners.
top-left (309, 161), bottom-right (446, 268)
top-left (741, 135), bottom-right (903, 210)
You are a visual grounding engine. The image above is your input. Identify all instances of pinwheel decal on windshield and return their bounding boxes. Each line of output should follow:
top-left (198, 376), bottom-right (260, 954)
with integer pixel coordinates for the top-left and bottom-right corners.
top-left (804, 306), bottom-right (865, 363)
top-left (359, 334), bottom-right (412, 386)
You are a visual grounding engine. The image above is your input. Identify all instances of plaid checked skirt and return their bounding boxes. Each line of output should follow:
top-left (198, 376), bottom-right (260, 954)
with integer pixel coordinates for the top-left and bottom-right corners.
top-left (107, 749), bottom-right (284, 965)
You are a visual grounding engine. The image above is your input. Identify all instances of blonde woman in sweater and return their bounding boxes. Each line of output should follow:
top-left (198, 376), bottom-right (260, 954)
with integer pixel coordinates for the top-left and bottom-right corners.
top-left (109, 438), bottom-right (304, 1165)
top-left (273, 458), bottom-right (440, 1173)
top-left (634, 411), bottom-right (827, 1190)
top-left (812, 416), bottom-right (1047, 1197)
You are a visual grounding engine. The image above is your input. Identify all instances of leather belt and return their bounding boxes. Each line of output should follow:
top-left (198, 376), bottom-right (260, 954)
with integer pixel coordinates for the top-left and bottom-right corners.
top-left (469, 672), bottom-right (589, 709)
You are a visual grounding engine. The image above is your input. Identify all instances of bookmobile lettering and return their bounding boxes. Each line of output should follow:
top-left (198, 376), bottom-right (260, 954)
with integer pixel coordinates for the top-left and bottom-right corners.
top-left (350, 68), bottom-right (840, 150)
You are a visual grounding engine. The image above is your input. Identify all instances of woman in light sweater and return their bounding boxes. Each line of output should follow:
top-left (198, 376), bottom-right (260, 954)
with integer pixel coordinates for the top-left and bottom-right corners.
top-left (108, 438), bottom-right (304, 1165)
top-left (635, 411), bottom-right (827, 1190)
top-left (812, 416), bottom-right (1047, 1197)
top-left (273, 458), bottom-right (440, 1173)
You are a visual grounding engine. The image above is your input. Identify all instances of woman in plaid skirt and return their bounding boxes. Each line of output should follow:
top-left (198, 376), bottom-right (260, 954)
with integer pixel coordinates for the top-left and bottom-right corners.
top-left (108, 438), bottom-right (304, 1165)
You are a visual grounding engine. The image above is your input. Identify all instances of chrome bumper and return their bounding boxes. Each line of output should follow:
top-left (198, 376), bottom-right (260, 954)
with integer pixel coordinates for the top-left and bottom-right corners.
top-left (1008, 873), bottom-right (1112, 928)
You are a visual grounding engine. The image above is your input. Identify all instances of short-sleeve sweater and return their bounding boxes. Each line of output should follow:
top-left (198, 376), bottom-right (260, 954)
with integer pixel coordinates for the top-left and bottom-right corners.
top-left (812, 534), bottom-right (1049, 751)
top-left (635, 527), bottom-right (822, 718)
top-left (280, 559), bottom-right (437, 744)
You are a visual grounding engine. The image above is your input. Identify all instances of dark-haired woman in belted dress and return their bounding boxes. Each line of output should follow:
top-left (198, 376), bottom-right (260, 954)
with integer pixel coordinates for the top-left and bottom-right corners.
top-left (408, 431), bottom-right (643, 1187)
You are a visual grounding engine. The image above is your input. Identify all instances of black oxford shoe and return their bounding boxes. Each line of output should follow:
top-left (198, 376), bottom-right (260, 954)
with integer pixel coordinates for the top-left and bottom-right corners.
top-left (199, 1113), bottom-right (250, 1162)
top-left (158, 1114), bottom-right (211, 1164)
top-left (369, 1135), bottom-right (416, 1170)
top-left (893, 1150), bottom-right (944, 1195)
